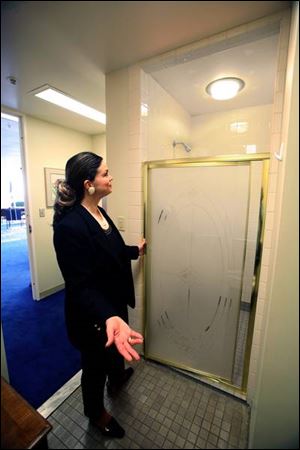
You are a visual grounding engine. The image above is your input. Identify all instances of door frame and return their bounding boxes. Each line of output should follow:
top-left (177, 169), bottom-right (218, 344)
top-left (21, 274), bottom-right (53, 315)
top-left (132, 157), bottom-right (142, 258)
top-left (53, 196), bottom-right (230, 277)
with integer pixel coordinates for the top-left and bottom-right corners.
top-left (1, 107), bottom-right (38, 299)
top-left (143, 153), bottom-right (270, 399)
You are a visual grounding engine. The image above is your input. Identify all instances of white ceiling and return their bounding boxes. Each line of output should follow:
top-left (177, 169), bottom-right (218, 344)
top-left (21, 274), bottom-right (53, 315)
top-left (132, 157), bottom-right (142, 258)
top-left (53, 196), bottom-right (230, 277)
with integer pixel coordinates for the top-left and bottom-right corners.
top-left (152, 34), bottom-right (279, 116)
top-left (1, 1), bottom-right (291, 135)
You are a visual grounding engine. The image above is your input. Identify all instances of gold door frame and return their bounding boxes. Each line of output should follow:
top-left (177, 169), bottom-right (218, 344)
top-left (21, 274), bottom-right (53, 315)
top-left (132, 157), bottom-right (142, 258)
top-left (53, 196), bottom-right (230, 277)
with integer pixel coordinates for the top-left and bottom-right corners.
top-left (142, 153), bottom-right (270, 398)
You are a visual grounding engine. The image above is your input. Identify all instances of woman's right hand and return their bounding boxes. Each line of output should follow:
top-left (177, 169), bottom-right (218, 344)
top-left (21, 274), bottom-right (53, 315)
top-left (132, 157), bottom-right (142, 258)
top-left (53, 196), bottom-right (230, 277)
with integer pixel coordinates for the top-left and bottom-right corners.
top-left (105, 316), bottom-right (144, 361)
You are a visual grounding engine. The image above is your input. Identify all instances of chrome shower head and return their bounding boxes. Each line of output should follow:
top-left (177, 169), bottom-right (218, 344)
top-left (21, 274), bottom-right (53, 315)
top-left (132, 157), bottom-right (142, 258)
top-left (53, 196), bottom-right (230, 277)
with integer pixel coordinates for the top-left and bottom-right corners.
top-left (172, 140), bottom-right (192, 152)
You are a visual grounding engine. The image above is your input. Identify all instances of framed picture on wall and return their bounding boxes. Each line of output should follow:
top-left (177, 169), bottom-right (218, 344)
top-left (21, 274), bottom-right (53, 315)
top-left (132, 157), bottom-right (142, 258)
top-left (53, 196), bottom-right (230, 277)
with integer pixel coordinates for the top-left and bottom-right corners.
top-left (44, 168), bottom-right (65, 207)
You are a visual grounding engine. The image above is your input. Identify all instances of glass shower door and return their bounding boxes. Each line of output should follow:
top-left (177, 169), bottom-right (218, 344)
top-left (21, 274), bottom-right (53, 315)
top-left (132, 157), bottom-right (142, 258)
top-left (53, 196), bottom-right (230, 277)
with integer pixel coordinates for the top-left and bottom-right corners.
top-left (145, 161), bottom-right (263, 383)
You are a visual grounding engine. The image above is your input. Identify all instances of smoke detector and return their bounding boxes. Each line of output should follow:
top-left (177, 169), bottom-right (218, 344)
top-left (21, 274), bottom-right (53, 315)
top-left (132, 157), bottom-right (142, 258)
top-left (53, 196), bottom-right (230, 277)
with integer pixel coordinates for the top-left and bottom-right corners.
top-left (7, 76), bottom-right (17, 85)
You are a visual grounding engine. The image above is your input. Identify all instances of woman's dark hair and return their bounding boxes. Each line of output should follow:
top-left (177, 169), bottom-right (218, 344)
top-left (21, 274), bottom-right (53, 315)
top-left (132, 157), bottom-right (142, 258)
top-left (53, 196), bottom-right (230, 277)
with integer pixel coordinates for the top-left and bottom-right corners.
top-left (53, 152), bottom-right (102, 226)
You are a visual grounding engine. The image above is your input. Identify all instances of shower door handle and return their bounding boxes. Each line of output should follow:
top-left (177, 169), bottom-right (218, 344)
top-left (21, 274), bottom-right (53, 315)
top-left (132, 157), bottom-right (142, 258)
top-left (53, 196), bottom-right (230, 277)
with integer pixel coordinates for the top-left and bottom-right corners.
top-left (250, 274), bottom-right (258, 304)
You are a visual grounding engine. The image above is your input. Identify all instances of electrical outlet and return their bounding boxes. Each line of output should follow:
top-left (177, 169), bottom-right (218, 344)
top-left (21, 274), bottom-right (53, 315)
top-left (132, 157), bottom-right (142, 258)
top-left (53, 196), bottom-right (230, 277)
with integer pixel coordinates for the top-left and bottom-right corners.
top-left (118, 216), bottom-right (125, 231)
top-left (39, 208), bottom-right (45, 217)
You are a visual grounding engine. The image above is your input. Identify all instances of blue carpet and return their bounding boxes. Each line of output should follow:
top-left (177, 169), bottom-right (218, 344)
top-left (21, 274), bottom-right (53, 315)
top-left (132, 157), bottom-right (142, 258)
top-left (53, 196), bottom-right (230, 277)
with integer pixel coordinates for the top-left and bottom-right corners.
top-left (1, 235), bottom-right (81, 408)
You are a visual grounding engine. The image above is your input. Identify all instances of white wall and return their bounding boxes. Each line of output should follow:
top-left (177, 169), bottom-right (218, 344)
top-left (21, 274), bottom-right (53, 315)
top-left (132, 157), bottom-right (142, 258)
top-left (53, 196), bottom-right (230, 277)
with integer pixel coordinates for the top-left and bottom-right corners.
top-left (92, 133), bottom-right (106, 158)
top-left (246, 7), bottom-right (292, 405)
top-left (249, 3), bottom-right (299, 447)
top-left (105, 68), bottom-right (130, 239)
top-left (23, 116), bottom-right (93, 299)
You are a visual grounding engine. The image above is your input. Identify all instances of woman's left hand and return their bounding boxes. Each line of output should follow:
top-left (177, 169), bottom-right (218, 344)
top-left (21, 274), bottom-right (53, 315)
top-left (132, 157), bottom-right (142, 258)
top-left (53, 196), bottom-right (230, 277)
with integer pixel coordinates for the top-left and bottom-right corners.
top-left (105, 316), bottom-right (144, 361)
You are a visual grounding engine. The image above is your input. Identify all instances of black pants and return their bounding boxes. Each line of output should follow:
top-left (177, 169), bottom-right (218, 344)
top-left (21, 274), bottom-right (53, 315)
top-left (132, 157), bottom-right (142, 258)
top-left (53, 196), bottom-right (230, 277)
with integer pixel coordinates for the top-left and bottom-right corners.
top-left (80, 342), bottom-right (125, 420)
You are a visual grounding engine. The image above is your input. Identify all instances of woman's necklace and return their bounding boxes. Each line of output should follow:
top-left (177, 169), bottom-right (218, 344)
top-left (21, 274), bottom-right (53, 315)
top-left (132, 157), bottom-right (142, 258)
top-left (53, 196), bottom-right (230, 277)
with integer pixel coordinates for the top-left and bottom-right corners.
top-left (82, 204), bottom-right (110, 230)
top-left (95, 209), bottom-right (109, 230)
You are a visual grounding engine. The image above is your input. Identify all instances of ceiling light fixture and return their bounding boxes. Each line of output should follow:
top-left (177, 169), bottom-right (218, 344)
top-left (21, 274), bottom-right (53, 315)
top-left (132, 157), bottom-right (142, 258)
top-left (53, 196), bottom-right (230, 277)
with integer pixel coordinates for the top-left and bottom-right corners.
top-left (1, 112), bottom-right (19, 122)
top-left (206, 77), bottom-right (245, 100)
top-left (31, 85), bottom-right (106, 124)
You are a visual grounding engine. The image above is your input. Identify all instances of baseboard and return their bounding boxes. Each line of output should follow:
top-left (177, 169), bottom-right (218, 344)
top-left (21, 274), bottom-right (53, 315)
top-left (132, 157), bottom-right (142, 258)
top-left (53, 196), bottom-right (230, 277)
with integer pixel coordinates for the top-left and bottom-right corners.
top-left (38, 284), bottom-right (65, 300)
top-left (38, 370), bottom-right (82, 418)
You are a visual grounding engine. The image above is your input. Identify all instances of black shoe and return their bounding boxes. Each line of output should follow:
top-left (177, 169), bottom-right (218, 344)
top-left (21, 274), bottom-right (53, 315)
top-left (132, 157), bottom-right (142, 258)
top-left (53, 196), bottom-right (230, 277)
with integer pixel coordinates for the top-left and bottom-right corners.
top-left (90, 416), bottom-right (125, 438)
top-left (107, 367), bottom-right (134, 396)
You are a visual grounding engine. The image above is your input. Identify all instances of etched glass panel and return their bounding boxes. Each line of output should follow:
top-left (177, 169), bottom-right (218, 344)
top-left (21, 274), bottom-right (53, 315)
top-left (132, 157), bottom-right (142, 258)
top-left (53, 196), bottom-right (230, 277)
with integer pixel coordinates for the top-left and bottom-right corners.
top-left (146, 164), bottom-right (252, 381)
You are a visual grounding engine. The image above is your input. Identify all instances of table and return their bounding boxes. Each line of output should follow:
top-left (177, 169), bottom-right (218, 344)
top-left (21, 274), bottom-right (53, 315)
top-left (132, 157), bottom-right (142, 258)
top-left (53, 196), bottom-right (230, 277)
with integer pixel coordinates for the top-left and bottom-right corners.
top-left (1, 377), bottom-right (52, 449)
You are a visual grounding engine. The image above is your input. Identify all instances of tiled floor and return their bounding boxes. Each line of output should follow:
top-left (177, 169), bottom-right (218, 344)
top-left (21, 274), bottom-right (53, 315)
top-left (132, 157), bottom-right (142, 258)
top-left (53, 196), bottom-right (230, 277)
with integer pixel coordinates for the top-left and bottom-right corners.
top-left (46, 358), bottom-right (250, 449)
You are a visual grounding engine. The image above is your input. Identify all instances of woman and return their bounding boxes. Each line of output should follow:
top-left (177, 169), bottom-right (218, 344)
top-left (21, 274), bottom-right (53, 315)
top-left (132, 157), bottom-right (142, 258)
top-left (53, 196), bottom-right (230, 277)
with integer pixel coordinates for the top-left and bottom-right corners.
top-left (53, 152), bottom-right (146, 438)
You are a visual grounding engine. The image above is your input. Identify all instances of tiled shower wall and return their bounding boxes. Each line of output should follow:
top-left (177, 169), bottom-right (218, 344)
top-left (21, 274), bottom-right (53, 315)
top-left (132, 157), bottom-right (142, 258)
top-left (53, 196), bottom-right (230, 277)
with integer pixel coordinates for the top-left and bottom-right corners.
top-left (246, 10), bottom-right (291, 403)
top-left (124, 9), bottom-right (291, 404)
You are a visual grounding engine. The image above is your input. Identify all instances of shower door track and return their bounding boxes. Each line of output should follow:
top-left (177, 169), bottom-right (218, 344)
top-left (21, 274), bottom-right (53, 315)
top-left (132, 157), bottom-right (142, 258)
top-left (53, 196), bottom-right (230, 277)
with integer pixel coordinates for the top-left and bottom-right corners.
top-left (142, 153), bottom-right (270, 400)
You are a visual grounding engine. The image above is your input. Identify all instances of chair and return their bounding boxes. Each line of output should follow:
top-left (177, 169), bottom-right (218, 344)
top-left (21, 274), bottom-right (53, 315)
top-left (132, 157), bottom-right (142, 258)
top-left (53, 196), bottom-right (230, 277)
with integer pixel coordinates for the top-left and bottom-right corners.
top-left (1, 209), bottom-right (9, 229)
top-left (21, 210), bottom-right (26, 226)
top-left (4, 209), bottom-right (12, 227)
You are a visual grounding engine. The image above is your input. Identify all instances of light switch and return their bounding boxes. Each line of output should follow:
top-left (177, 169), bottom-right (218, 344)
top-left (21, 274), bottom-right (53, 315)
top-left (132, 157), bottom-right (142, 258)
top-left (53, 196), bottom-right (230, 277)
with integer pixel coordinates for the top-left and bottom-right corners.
top-left (118, 216), bottom-right (125, 231)
top-left (39, 208), bottom-right (45, 217)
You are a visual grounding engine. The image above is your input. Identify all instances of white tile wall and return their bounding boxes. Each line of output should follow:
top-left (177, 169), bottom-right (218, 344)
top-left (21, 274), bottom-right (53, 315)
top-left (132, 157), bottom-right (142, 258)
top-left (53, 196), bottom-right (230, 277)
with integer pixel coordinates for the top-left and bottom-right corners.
top-left (191, 105), bottom-right (273, 156)
top-left (247, 9), bottom-right (291, 403)
top-left (127, 66), bottom-right (144, 335)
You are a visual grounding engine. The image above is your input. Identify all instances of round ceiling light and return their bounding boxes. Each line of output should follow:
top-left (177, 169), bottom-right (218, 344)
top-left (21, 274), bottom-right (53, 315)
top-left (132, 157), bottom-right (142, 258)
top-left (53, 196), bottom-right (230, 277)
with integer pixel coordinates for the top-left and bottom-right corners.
top-left (206, 77), bottom-right (245, 100)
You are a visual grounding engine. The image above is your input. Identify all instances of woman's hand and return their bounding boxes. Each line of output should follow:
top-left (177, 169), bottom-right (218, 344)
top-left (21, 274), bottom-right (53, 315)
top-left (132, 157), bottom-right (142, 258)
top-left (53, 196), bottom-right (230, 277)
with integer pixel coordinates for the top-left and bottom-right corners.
top-left (105, 316), bottom-right (144, 361)
top-left (138, 238), bottom-right (147, 256)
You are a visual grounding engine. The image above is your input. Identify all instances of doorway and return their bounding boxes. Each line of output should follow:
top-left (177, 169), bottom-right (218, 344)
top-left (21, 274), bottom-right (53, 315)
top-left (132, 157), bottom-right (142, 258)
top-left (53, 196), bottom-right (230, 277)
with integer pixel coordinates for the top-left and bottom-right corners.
top-left (144, 154), bottom-right (269, 397)
top-left (1, 111), bottom-right (33, 378)
top-left (1, 113), bottom-right (27, 235)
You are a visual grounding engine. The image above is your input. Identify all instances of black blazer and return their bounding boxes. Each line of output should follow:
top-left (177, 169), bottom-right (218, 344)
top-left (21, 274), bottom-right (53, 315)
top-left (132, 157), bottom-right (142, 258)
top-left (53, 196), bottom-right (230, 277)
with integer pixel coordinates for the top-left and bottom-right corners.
top-left (53, 204), bottom-right (139, 349)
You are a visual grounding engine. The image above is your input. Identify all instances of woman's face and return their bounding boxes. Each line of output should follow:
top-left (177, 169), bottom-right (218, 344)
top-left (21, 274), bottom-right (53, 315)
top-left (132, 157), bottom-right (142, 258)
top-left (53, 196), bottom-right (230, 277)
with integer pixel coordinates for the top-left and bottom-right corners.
top-left (93, 162), bottom-right (113, 198)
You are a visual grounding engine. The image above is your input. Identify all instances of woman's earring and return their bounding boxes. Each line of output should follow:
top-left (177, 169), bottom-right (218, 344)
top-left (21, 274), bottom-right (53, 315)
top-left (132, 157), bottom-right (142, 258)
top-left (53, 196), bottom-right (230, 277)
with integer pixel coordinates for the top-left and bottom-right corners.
top-left (88, 186), bottom-right (95, 195)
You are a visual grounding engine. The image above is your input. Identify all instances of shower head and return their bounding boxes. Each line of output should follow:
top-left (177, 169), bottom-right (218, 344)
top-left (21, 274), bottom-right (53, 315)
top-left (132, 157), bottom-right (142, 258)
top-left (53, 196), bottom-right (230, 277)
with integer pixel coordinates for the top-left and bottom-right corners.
top-left (172, 140), bottom-right (192, 152)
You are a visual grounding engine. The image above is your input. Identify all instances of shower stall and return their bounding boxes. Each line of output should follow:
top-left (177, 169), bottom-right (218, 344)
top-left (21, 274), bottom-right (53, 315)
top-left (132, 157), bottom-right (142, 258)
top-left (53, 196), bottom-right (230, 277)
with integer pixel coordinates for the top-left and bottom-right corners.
top-left (143, 153), bottom-right (270, 396)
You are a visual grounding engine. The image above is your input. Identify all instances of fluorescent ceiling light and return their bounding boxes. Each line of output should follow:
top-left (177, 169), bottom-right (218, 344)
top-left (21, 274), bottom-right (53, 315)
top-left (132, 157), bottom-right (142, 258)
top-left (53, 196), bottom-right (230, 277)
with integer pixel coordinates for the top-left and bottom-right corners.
top-left (206, 77), bottom-right (245, 100)
top-left (33, 86), bottom-right (106, 124)
top-left (1, 112), bottom-right (19, 122)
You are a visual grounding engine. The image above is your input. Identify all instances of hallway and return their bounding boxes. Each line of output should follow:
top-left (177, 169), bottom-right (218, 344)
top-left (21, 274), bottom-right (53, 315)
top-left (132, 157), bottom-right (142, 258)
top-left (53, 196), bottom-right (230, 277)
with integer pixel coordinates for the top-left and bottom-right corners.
top-left (45, 358), bottom-right (250, 449)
